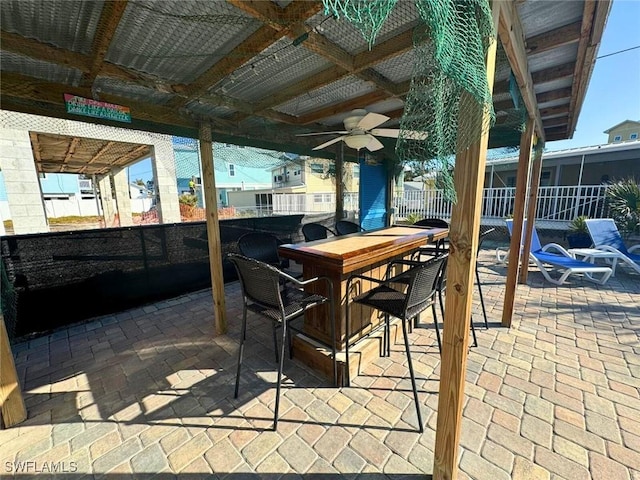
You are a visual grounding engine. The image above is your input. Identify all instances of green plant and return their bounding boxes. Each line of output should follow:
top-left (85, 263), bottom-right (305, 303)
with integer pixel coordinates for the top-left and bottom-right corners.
top-left (179, 194), bottom-right (198, 207)
top-left (605, 177), bottom-right (640, 237)
top-left (406, 212), bottom-right (421, 224)
top-left (568, 215), bottom-right (589, 233)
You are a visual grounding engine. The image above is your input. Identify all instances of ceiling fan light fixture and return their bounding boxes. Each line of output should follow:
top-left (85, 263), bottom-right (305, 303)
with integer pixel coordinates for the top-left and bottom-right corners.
top-left (344, 134), bottom-right (372, 150)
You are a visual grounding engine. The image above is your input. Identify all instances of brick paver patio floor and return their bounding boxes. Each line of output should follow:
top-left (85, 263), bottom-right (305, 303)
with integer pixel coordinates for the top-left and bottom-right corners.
top-left (2, 249), bottom-right (639, 479)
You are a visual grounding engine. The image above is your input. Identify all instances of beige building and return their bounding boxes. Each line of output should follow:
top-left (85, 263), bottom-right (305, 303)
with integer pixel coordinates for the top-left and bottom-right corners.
top-left (227, 157), bottom-right (360, 211)
top-left (604, 120), bottom-right (640, 144)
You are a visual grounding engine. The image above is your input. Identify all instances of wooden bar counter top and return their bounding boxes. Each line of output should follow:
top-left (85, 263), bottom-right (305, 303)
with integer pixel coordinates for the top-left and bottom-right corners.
top-left (278, 225), bottom-right (447, 383)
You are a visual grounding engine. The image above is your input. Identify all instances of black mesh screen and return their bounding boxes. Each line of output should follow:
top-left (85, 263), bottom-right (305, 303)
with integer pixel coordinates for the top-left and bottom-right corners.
top-left (1, 215), bottom-right (305, 342)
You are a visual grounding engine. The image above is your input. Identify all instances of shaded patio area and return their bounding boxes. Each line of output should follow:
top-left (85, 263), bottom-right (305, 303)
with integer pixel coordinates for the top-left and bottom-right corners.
top-left (2, 248), bottom-right (639, 479)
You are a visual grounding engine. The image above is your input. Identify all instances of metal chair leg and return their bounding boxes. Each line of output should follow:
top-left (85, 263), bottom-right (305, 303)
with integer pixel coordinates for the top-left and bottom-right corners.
top-left (470, 315), bottom-right (478, 348)
top-left (329, 296), bottom-right (337, 387)
top-left (273, 321), bottom-right (288, 430)
top-left (385, 313), bottom-right (391, 357)
top-left (272, 323), bottom-right (279, 363)
top-left (234, 306), bottom-right (248, 398)
top-left (432, 302), bottom-right (442, 352)
top-left (345, 302), bottom-right (351, 387)
top-left (401, 317), bottom-right (423, 432)
top-left (476, 265), bottom-right (489, 329)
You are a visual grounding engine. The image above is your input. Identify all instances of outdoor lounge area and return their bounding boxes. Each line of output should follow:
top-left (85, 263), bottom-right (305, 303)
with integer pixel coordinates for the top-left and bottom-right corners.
top-left (1, 248), bottom-right (638, 479)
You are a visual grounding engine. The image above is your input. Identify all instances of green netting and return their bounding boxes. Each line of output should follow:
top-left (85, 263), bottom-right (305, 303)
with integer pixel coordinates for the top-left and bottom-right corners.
top-left (323, 0), bottom-right (398, 48)
top-left (324, 0), bottom-right (496, 202)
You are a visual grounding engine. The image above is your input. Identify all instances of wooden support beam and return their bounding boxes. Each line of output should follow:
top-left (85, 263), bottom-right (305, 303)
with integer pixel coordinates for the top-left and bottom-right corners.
top-left (520, 140), bottom-right (543, 284)
top-left (566, 1), bottom-right (611, 136)
top-left (542, 116), bottom-right (570, 128)
top-left (1, 314), bottom-right (27, 428)
top-left (83, 0), bottom-right (128, 86)
top-left (335, 145), bottom-right (344, 220)
top-left (199, 123), bottom-right (227, 335)
top-left (531, 62), bottom-right (575, 85)
top-left (539, 104), bottom-right (570, 119)
top-left (525, 21), bottom-right (582, 55)
top-left (497, 1), bottom-right (545, 142)
top-left (61, 137), bottom-right (81, 172)
top-left (536, 87), bottom-right (573, 105)
top-left (432, 2), bottom-right (499, 478)
top-left (501, 117), bottom-right (535, 328)
top-left (298, 91), bottom-right (390, 125)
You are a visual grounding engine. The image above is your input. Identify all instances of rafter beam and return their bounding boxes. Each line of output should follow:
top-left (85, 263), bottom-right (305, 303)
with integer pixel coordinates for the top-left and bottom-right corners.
top-left (60, 137), bottom-right (81, 172)
top-left (566, 0), bottom-right (611, 136)
top-left (539, 104), bottom-right (570, 119)
top-left (1, 29), bottom-right (182, 90)
top-left (525, 21), bottom-right (582, 55)
top-left (542, 116), bottom-right (569, 128)
top-left (168, 0), bottom-right (324, 108)
top-left (497, 1), bottom-right (545, 141)
top-left (29, 132), bottom-right (43, 172)
top-left (297, 91), bottom-right (390, 124)
top-left (536, 87), bottom-right (572, 105)
top-left (231, 0), bottom-right (408, 116)
top-left (531, 62), bottom-right (575, 84)
top-left (83, 0), bottom-right (128, 86)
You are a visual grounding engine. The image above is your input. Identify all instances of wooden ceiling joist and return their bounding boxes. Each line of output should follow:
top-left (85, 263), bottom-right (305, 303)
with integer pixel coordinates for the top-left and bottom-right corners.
top-left (497, 1), bottom-right (545, 141)
top-left (536, 87), bottom-right (573, 105)
top-left (539, 104), bottom-right (570, 119)
top-left (531, 62), bottom-right (576, 85)
top-left (566, 0), bottom-right (612, 136)
top-left (525, 21), bottom-right (582, 55)
top-left (61, 137), bottom-right (81, 172)
top-left (83, 0), bottom-right (129, 87)
top-left (297, 90), bottom-right (390, 125)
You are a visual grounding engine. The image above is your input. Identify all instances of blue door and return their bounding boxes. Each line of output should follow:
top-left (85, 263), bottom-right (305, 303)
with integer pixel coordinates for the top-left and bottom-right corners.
top-left (359, 159), bottom-right (388, 230)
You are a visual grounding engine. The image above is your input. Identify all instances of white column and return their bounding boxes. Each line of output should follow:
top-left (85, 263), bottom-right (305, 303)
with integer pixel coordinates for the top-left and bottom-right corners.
top-left (112, 167), bottom-right (133, 226)
top-left (98, 174), bottom-right (116, 227)
top-left (0, 128), bottom-right (48, 234)
top-left (151, 143), bottom-right (181, 224)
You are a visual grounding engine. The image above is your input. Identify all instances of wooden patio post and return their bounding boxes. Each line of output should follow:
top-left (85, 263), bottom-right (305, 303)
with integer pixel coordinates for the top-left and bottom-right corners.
top-left (432, 2), bottom-right (499, 478)
top-left (519, 139), bottom-right (543, 284)
top-left (501, 117), bottom-right (535, 327)
top-left (335, 144), bottom-right (344, 220)
top-left (199, 123), bottom-right (227, 335)
top-left (0, 313), bottom-right (27, 428)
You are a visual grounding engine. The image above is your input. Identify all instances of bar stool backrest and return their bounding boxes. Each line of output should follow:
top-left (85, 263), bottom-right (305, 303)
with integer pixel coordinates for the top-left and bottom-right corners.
top-left (228, 254), bottom-right (283, 311)
top-left (237, 232), bottom-right (283, 268)
top-left (302, 223), bottom-right (335, 242)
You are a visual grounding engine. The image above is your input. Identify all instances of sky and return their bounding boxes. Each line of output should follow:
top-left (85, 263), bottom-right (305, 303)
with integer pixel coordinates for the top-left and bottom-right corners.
top-left (127, 0), bottom-right (640, 182)
top-left (546, 0), bottom-right (640, 151)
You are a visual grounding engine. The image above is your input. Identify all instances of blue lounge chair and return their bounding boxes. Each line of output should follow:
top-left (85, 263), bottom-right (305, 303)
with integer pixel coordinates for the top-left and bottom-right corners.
top-left (505, 220), bottom-right (612, 286)
top-left (585, 218), bottom-right (640, 274)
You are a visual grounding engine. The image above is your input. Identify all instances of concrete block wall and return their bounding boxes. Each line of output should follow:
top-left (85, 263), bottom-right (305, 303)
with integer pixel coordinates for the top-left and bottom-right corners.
top-left (0, 127), bottom-right (48, 234)
top-left (0, 110), bottom-right (181, 227)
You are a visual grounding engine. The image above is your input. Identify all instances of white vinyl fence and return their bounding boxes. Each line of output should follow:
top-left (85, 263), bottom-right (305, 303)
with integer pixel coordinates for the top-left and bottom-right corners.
top-left (272, 192), bottom-right (359, 214)
top-left (395, 185), bottom-right (608, 223)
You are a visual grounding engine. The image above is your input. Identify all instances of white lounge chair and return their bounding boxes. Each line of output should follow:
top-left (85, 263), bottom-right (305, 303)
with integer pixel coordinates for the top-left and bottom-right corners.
top-left (585, 218), bottom-right (640, 274)
top-left (505, 220), bottom-right (612, 286)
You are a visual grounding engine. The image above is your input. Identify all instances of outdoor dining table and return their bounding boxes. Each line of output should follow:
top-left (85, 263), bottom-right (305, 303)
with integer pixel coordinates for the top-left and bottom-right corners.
top-left (278, 225), bottom-right (448, 383)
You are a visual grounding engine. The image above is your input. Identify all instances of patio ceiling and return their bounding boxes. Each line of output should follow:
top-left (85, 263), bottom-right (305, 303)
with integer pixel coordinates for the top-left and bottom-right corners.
top-left (29, 132), bottom-right (151, 175)
top-left (0, 0), bottom-right (611, 159)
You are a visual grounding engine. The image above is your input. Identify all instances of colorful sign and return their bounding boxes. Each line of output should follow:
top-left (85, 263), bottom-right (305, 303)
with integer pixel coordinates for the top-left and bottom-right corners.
top-left (64, 94), bottom-right (131, 123)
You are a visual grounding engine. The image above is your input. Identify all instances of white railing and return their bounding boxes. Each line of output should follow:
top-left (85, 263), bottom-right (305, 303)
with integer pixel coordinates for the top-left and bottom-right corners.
top-left (395, 185), bottom-right (608, 222)
top-left (272, 192), bottom-right (359, 214)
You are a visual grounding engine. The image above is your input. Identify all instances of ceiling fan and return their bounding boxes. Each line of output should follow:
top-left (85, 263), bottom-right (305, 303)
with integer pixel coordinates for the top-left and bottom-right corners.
top-left (297, 109), bottom-right (427, 152)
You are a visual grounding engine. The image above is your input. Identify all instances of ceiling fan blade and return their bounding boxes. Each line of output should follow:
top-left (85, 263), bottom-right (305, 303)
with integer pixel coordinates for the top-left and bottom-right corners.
top-left (313, 136), bottom-right (345, 150)
top-left (370, 128), bottom-right (428, 140)
top-left (296, 131), bottom-right (349, 136)
top-left (366, 136), bottom-right (385, 152)
top-left (369, 128), bottom-right (400, 138)
top-left (357, 112), bottom-right (390, 130)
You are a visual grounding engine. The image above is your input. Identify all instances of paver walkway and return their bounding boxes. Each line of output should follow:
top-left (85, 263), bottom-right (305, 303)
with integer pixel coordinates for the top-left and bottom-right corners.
top-left (2, 249), bottom-right (639, 479)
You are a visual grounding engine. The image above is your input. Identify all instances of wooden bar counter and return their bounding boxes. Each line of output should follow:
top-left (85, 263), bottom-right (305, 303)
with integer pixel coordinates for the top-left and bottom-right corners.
top-left (278, 225), bottom-right (447, 383)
